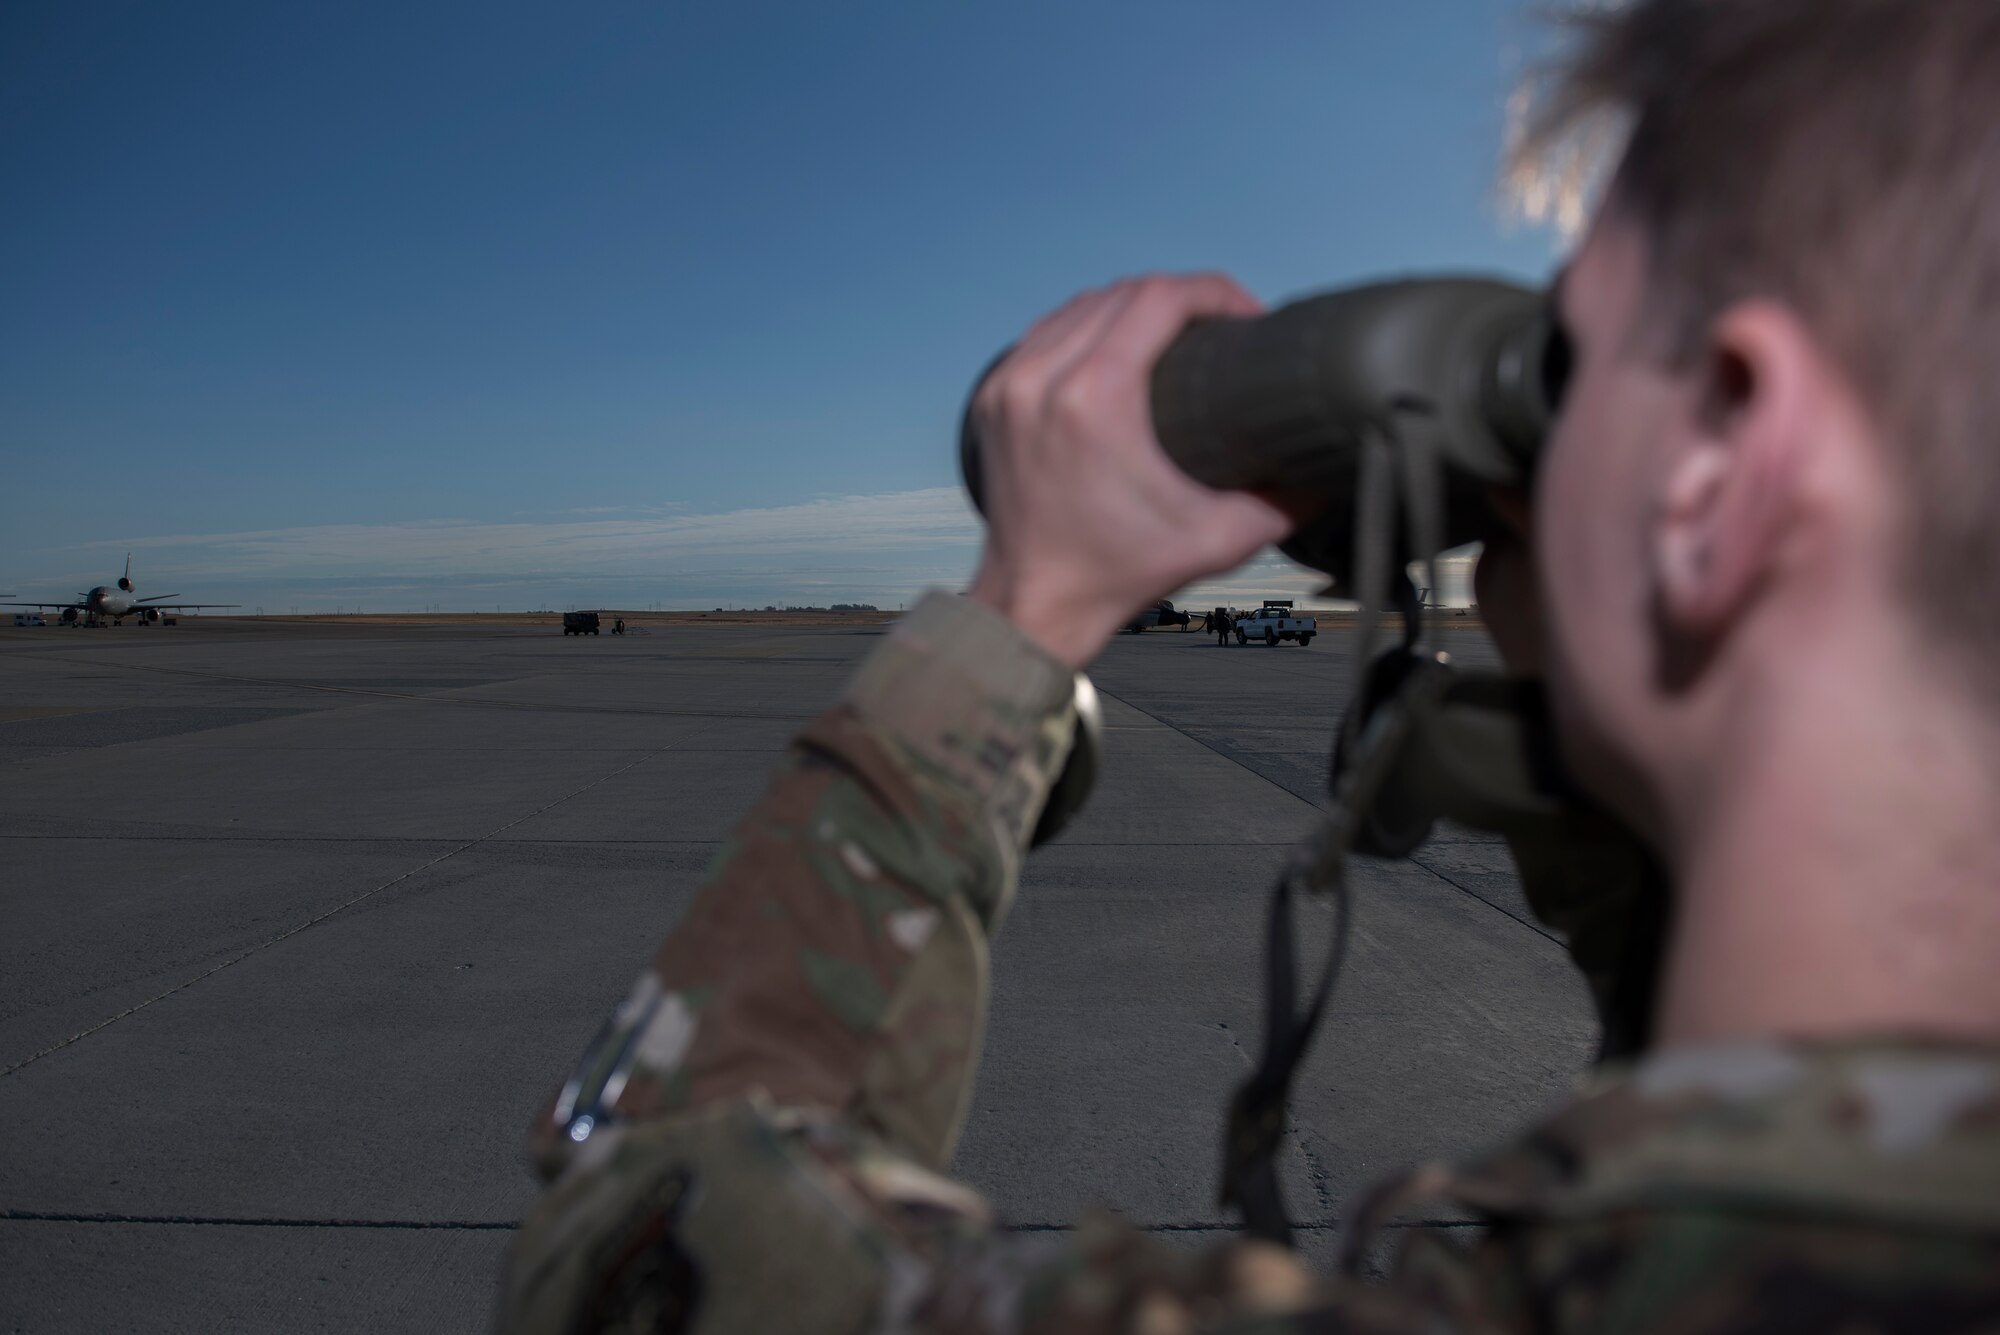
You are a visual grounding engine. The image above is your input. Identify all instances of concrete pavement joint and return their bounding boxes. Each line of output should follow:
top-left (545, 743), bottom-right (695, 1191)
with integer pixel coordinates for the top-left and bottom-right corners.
top-left (0, 744), bottom-right (676, 1079)
top-left (0, 1210), bottom-right (1478, 1234)
top-left (1, 1210), bottom-right (518, 1230)
top-left (1005, 1219), bottom-right (1479, 1232)
top-left (1109, 672), bottom-right (1556, 946)
top-left (4, 652), bottom-right (816, 721)
top-left (0, 833), bottom-right (730, 845)
top-left (1097, 680), bottom-right (1557, 947)
top-left (0, 835), bottom-right (1294, 846)
top-left (1089, 683), bottom-right (1328, 816)
top-left (1407, 853), bottom-right (1558, 945)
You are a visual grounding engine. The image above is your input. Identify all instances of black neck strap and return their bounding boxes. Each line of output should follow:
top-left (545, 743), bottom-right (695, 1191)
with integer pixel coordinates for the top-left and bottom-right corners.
top-left (1218, 418), bottom-right (1449, 1244)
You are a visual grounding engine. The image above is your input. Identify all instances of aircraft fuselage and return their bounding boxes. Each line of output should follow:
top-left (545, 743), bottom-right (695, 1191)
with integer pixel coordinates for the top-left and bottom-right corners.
top-left (86, 586), bottom-right (137, 619)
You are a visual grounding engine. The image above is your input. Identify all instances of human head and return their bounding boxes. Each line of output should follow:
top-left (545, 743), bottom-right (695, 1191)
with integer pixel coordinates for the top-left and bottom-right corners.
top-left (1507, 0), bottom-right (2000, 838)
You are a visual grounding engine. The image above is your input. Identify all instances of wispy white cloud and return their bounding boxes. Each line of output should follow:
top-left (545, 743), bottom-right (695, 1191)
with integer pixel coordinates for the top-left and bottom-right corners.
top-left (16, 488), bottom-right (1476, 613)
top-left (96, 488), bottom-right (979, 577)
top-left (548, 501), bottom-right (695, 518)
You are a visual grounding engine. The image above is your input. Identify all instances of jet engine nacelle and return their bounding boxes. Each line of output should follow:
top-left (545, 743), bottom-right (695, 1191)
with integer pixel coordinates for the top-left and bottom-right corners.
top-left (137, 607), bottom-right (161, 624)
top-left (60, 607), bottom-right (80, 625)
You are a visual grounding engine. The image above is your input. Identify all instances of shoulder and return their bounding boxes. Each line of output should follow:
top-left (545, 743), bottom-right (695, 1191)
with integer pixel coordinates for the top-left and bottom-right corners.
top-left (1379, 1037), bottom-right (2000, 1332)
top-left (1516, 1036), bottom-right (2000, 1228)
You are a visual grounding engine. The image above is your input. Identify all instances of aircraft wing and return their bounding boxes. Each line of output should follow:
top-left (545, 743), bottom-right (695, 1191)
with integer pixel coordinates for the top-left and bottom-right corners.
top-left (134, 602), bottom-right (240, 610)
top-left (3, 601), bottom-right (85, 610)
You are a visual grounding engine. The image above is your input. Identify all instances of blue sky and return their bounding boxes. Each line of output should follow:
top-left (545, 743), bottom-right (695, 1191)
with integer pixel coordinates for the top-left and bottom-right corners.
top-left (2, 1), bottom-right (1562, 611)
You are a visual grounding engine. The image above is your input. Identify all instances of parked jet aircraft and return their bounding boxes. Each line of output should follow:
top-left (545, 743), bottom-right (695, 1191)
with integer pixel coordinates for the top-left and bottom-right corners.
top-left (1122, 598), bottom-right (1201, 633)
top-left (6, 554), bottom-right (238, 626)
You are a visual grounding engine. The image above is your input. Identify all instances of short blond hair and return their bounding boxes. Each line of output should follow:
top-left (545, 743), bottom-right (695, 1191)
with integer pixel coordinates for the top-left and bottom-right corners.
top-left (1515, 0), bottom-right (2000, 669)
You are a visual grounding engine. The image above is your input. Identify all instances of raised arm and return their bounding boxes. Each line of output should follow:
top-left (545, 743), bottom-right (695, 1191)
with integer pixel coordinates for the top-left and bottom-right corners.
top-left (495, 276), bottom-right (1381, 1334)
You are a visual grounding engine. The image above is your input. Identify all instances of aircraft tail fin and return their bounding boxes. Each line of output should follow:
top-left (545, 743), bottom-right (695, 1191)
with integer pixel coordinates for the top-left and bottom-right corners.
top-left (118, 552), bottom-right (133, 593)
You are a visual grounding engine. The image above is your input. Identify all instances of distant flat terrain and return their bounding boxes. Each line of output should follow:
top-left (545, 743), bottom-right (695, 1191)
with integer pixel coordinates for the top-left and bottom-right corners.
top-left (0, 616), bottom-right (1587, 1333)
top-left (226, 610), bottom-right (905, 627)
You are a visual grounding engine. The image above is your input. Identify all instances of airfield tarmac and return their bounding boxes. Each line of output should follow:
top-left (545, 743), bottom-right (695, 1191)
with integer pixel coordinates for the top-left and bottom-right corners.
top-left (0, 615), bottom-right (1592, 1332)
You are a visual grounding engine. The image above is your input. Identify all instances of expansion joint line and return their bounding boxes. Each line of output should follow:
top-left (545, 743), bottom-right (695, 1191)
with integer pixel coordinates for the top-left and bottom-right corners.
top-left (1099, 681), bottom-right (1560, 942)
top-left (0, 651), bottom-right (810, 721)
top-left (0, 746), bottom-right (673, 1079)
top-left (1087, 683), bottom-right (1324, 814)
top-left (0, 1209), bottom-right (1482, 1234)
top-left (1407, 852), bottom-right (1560, 945)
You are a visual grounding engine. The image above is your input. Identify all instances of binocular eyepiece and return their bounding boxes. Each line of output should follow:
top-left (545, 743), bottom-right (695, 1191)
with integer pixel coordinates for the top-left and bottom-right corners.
top-left (959, 276), bottom-right (1566, 591)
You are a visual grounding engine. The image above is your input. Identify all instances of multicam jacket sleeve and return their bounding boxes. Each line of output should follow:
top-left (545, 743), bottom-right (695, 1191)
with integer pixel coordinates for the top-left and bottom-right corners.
top-left (494, 592), bottom-right (2000, 1335)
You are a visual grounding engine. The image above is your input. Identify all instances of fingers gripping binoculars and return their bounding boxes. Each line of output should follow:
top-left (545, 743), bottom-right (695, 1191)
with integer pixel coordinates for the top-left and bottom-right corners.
top-left (960, 276), bottom-right (1569, 592)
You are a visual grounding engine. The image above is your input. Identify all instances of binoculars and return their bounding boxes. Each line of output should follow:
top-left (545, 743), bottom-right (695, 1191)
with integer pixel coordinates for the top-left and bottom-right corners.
top-left (959, 276), bottom-right (1567, 591)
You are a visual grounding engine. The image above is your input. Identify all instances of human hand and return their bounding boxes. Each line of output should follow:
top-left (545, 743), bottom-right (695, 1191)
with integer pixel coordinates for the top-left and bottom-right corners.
top-left (964, 274), bottom-right (1295, 670)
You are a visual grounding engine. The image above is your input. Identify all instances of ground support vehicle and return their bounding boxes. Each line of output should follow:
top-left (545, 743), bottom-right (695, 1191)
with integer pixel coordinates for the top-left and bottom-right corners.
top-left (1234, 602), bottom-right (1316, 647)
top-left (562, 612), bottom-right (601, 636)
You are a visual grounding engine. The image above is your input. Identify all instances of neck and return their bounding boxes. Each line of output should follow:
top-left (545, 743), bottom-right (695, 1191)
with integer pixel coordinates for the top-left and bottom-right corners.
top-left (1654, 625), bottom-right (2000, 1048)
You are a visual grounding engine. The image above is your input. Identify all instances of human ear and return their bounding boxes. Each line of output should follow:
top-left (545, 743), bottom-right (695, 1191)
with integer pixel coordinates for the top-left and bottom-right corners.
top-left (1653, 302), bottom-right (1810, 638)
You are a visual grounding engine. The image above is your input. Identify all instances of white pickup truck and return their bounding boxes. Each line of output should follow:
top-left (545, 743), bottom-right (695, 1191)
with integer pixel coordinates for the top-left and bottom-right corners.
top-left (1234, 604), bottom-right (1316, 646)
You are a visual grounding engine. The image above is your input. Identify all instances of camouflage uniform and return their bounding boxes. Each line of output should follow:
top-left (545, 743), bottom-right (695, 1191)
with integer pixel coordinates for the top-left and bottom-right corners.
top-left (496, 592), bottom-right (2000, 1334)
